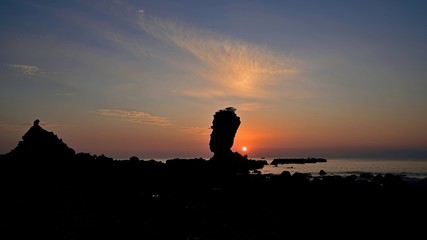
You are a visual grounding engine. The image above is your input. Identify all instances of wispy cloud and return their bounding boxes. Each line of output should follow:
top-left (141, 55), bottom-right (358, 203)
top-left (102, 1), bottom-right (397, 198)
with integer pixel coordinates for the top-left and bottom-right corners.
top-left (0, 121), bottom-right (71, 132)
top-left (179, 126), bottom-right (210, 135)
top-left (97, 109), bottom-right (171, 126)
top-left (37, 2), bottom-right (302, 102)
top-left (136, 15), bottom-right (298, 99)
top-left (235, 102), bottom-right (271, 111)
top-left (7, 64), bottom-right (41, 75)
top-left (0, 123), bottom-right (28, 132)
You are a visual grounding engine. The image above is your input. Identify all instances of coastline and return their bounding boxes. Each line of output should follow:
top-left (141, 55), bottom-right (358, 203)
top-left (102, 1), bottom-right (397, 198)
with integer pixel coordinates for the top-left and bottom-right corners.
top-left (259, 158), bottom-right (427, 180)
top-left (1, 121), bottom-right (425, 239)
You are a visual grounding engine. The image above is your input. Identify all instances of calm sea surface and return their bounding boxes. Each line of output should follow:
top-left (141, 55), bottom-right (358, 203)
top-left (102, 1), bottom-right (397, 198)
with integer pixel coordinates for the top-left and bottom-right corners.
top-left (258, 158), bottom-right (427, 180)
top-left (156, 158), bottom-right (427, 180)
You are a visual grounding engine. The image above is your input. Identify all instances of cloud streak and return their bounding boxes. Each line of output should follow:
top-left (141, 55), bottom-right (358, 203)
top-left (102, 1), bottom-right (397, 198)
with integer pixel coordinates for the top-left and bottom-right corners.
top-left (0, 123), bottom-right (29, 132)
top-left (97, 109), bottom-right (171, 126)
top-left (46, 3), bottom-right (303, 105)
top-left (136, 13), bottom-right (298, 99)
top-left (7, 64), bottom-right (41, 75)
top-left (179, 126), bottom-right (210, 135)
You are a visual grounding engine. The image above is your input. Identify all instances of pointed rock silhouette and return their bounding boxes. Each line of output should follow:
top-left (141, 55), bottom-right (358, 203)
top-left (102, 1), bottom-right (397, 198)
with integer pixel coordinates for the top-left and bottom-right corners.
top-left (5, 119), bottom-right (75, 161)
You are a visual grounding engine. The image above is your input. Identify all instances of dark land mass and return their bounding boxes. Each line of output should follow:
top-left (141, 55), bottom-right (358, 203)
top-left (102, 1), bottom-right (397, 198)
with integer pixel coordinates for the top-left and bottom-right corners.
top-left (271, 157), bottom-right (327, 165)
top-left (0, 120), bottom-right (426, 239)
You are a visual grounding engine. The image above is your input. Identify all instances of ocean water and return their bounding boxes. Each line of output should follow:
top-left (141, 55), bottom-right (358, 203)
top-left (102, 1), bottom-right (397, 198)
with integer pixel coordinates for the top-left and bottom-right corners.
top-left (257, 158), bottom-right (427, 180)
top-left (156, 157), bottom-right (427, 180)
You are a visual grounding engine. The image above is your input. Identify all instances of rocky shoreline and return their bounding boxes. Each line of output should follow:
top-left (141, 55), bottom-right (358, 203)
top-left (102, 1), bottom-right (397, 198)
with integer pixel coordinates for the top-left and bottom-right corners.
top-left (1, 157), bottom-right (426, 239)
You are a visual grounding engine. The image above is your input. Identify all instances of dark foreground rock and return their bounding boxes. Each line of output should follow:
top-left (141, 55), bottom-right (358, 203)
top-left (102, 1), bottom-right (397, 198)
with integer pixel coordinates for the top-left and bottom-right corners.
top-left (0, 158), bottom-right (426, 240)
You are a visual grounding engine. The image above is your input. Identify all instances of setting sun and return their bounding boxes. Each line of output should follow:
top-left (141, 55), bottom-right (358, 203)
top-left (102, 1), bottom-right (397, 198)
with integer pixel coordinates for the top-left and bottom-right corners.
top-left (242, 146), bottom-right (247, 152)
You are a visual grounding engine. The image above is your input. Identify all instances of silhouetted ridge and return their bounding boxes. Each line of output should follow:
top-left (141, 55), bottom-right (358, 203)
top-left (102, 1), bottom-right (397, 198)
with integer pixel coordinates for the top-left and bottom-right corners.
top-left (4, 119), bottom-right (75, 161)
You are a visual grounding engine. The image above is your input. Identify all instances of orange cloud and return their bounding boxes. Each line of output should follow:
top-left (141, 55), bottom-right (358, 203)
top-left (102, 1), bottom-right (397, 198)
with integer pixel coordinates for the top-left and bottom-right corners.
top-left (97, 109), bottom-right (171, 126)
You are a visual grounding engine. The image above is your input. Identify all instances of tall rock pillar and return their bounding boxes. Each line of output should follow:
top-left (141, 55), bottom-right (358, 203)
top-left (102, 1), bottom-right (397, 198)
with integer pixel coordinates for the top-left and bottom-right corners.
top-left (209, 107), bottom-right (241, 160)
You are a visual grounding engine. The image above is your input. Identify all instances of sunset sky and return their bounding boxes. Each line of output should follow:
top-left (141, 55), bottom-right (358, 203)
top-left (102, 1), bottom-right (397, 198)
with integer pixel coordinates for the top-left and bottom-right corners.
top-left (1, 0), bottom-right (426, 159)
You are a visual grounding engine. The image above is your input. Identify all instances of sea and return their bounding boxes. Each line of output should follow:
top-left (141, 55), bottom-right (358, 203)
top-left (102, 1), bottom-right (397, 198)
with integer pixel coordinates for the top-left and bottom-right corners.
top-left (156, 157), bottom-right (427, 180)
top-left (257, 158), bottom-right (427, 180)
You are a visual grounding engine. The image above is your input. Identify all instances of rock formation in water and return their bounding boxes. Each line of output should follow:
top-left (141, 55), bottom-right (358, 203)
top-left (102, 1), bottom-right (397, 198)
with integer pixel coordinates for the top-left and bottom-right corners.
top-left (209, 107), bottom-right (241, 161)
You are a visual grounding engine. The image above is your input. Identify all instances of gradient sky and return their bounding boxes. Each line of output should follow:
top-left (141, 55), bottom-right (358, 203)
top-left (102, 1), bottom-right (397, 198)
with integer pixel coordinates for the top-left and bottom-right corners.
top-left (1, 0), bottom-right (426, 159)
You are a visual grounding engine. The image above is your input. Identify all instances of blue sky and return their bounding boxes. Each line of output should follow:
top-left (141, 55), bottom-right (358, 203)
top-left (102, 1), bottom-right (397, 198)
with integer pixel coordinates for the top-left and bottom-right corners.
top-left (1, 0), bottom-right (426, 159)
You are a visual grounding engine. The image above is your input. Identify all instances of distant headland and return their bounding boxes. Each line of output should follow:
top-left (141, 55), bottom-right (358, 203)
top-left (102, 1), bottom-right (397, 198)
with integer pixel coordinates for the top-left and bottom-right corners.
top-left (271, 157), bottom-right (327, 165)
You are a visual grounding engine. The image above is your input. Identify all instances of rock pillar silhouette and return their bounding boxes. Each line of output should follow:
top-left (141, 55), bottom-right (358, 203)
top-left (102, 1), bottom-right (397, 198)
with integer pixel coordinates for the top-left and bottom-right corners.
top-left (209, 107), bottom-right (241, 160)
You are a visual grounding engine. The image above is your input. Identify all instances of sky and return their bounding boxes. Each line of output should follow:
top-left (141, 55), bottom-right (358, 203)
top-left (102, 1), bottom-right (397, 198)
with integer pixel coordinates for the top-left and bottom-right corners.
top-left (1, 0), bottom-right (426, 159)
